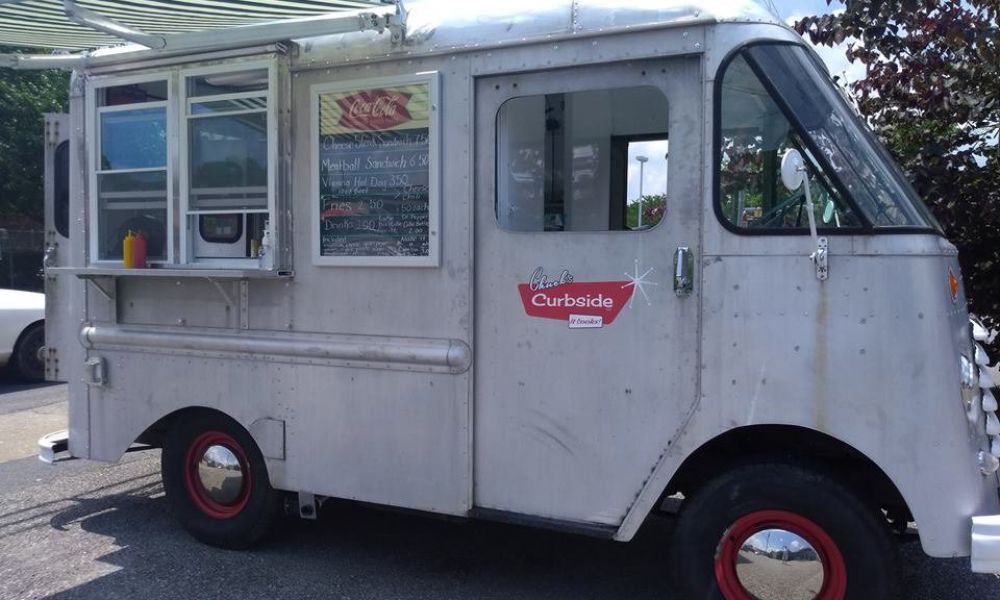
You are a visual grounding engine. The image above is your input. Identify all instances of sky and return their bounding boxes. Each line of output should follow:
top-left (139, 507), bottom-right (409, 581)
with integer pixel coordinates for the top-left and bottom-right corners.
top-left (626, 0), bottom-right (854, 204)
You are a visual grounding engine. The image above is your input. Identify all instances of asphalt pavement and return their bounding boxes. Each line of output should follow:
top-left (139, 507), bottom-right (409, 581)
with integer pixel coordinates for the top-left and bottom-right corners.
top-left (1, 378), bottom-right (999, 599)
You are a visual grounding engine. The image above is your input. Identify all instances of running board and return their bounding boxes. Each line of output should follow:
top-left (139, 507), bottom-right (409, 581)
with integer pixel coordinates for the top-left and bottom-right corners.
top-left (38, 429), bottom-right (70, 464)
top-left (470, 507), bottom-right (618, 540)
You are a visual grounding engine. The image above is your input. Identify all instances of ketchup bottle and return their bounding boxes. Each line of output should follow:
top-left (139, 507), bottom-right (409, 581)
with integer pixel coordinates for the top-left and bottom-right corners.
top-left (132, 232), bottom-right (148, 269)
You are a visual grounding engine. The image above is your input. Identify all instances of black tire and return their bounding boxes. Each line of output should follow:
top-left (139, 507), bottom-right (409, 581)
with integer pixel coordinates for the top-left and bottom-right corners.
top-left (12, 322), bottom-right (45, 382)
top-left (161, 411), bottom-right (282, 549)
top-left (669, 461), bottom-right (899, 600)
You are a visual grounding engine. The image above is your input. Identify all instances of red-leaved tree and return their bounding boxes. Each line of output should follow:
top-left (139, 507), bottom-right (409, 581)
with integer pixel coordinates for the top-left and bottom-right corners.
top-left (797, 1), bottom-right (1000, 345)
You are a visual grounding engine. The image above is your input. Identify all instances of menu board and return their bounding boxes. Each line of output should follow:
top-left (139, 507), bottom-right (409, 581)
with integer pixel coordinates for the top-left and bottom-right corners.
top-left (314, 77), bottom-right (437, 266)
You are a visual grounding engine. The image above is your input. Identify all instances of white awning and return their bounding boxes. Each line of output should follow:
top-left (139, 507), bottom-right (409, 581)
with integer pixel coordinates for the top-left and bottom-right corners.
top-left (0, 0), bottom-right (387, 50)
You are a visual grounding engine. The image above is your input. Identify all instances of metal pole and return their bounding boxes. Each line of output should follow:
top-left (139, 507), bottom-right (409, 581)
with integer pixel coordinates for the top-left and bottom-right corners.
top-left (664, 151), bottom-right (669, 196)
top-left (636, 155), bottom-right (648, 228)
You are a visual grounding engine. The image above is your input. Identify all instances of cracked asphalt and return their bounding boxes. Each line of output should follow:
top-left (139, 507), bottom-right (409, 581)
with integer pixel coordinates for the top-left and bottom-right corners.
top-left (1, 379), bottom-right (999, 599)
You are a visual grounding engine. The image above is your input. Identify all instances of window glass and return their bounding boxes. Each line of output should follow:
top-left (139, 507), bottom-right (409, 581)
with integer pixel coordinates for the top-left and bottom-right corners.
top-left (54, 141), bottom-right (69, 238)
top-left (187, 69), bottom-right (268, 97)
top-left (188, 112), bottom-right (268, 211)
top-left (718, 55), bottom-right (861, 230)
top-left (744, 44), bottom-right (938, 229)
top-left (625, 139), bottom-right (668, 229)
top-left (184, 67), bottom-right (271, 263)
top-left (100, 107), bottom-right (167, 170)
top-left (192, 97), bottom-right (267, 114)
top-left (97, 171), bottom-right (167, 260)
top-left (497, 86), bottom-right (668, 232)
top-left (101, 81), bottom-right (167, 106)
top-left (96, 82), bottom-right (169, 261)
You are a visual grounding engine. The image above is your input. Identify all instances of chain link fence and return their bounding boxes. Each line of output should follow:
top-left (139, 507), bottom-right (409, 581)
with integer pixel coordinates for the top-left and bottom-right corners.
top-left (0, 229), bottom-right (44, 292)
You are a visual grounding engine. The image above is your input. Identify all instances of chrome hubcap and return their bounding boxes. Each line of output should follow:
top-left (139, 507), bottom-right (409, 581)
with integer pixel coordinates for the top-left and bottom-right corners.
top-left (195, 444), bottom-right (244, 505)
top-left (735, 528), bottom-right (825, 600)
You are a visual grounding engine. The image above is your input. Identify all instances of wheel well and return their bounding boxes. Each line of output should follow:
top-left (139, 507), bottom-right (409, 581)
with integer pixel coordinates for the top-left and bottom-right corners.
top-left (134, 406), bottom-right (233, 448)
top-left (663, 425), bottom-right (912, 522)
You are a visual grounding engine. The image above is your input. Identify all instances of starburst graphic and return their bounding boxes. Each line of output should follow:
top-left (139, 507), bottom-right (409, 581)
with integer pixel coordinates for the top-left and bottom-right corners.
top-left (622, 259), bottom-right (658, 308)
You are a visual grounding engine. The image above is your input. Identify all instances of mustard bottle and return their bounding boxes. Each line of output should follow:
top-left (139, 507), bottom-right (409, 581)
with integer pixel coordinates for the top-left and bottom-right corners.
top-left (123, 230), bottom-right (135, 269)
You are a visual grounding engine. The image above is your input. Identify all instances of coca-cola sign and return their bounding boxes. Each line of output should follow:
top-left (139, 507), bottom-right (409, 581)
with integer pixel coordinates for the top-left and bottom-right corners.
top-left (518, 267), bottom-right (634, 327)
top-left (335, 89), bottom-right (413, 131)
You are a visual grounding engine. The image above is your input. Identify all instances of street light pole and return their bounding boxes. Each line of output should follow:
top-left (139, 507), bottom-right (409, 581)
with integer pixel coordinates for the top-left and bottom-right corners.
top-left (664, 151), bottom-right (669, 196)
top-left (636, 155), bottom-right (648, 228)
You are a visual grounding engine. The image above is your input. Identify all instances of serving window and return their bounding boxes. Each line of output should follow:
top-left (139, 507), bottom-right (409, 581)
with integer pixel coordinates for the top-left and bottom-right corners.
top-left (87, 59), bottom-right (281, 269)
top-left (93, 80), bottom-right (169, 261)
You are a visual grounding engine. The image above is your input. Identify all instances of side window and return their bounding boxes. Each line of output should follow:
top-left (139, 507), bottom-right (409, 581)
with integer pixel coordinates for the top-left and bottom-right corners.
top-left (496, 86), bottom-right (668, 232)
top-left (184, 68), bottom-right (271, 262)
top-left (54, 140), bottom-right (70, 239)
top-left (95, 80), bottom-right (169, 260)
top-left (718, 55), bottom-right (860, 231)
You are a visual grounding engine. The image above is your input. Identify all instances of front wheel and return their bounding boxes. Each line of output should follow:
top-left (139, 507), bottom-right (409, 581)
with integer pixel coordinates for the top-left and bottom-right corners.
top-left (162, 411), bottom-right (282, 549)
top-left (669, 461), bottom-right (899, 600)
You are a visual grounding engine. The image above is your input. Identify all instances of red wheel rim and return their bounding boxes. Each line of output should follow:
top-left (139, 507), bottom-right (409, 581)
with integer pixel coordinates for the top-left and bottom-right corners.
top-left (714, 510), bottom-right (847, 600)
top-left (183, 430), bottom-right (252, 519)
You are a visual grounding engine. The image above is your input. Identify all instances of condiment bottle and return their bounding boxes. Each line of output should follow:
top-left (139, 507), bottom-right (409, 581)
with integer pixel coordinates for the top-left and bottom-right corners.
top-left (132, 232), bottom-right (147, 268)
top-left (123, 230), bottom-right (135, 269)
top-left (259, 222), bottom-right (274, 270)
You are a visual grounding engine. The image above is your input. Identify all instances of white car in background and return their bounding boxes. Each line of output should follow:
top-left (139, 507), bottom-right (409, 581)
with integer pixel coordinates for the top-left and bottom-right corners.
top-left (0, 289), bottom-right (45, 382)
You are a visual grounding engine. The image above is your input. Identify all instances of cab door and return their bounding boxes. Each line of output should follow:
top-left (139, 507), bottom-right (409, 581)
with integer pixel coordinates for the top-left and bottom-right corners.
top-left (42, 112), bottom-right (70, 381)
top-left (473, 57), bottom-right (703, 526)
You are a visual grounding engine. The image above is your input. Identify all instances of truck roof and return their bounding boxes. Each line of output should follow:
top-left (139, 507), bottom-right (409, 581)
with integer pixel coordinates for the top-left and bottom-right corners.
top-left (85, 0), bottom-right (781, 68)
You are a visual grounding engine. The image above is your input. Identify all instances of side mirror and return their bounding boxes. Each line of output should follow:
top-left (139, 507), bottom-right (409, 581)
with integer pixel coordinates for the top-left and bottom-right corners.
top-left (780, 149), bottom-right (805, 191)
top-left (822, 198), bottom-right (836, 224)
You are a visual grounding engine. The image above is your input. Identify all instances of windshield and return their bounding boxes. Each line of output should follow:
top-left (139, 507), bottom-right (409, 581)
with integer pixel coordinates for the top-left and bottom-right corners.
top-left (718, 54), bottom-right (862, 231)
top-left (719, 44), bottom-right (940, 231)
top-left (721, 43), bottom-right (939, 231)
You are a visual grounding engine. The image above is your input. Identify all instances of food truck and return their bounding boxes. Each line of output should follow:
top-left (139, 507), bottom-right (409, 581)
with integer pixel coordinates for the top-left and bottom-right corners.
top-left (13, 0), bottom-right (1000, 597)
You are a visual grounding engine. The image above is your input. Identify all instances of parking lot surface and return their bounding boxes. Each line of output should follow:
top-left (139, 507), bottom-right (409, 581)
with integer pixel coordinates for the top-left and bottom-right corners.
top-left (1, 381), bottom-right (999, 599)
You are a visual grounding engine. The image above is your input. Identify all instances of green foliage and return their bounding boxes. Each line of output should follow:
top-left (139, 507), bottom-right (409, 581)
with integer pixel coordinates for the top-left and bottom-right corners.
top-left (626, 194), bottom-right (666, 229)
top-left (0, 47), bottom-right (69, 224)
top-left (797, 1), bottom-right (1000, 339)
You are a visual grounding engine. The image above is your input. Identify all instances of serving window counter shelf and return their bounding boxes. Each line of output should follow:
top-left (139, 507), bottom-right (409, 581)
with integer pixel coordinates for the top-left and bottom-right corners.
top-left (47, 266), bottom-right (294, 331)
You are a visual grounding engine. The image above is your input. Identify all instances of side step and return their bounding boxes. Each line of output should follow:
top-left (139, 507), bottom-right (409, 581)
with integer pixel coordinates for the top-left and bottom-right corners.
top-left (38, 429), bottom-right (70, 464)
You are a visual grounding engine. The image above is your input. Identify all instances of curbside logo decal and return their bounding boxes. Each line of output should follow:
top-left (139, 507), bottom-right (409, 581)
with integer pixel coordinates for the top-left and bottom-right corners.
top-left (518, 267), bottom-right (634, 327)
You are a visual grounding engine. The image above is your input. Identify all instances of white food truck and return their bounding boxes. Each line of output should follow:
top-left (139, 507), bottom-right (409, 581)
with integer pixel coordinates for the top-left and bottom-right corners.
top-left (13, 0), bottom-right (1000, 598)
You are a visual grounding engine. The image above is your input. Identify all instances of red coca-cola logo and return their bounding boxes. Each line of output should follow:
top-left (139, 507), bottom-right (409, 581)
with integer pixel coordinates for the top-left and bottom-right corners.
top-left (336, 89), bottom-right (413, 131)
top-left (518, 268), bottom-right (634, 326)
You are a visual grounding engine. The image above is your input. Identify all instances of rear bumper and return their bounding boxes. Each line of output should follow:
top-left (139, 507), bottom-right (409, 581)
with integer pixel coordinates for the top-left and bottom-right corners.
top-left (971, 515), bottom-right (1000, 573)
top-left (38, 429), bottom-right (69, 464)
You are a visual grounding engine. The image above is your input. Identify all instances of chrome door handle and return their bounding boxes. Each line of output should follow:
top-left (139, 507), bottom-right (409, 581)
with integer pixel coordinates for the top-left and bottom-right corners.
top-left (674, 246), bottom-right (693, 297)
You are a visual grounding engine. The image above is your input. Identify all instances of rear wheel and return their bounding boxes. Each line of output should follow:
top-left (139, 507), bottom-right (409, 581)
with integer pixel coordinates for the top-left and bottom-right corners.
top-left (161, 411), bottom-right (281, 549)
top-left (11, 322), bottom-right (45, 382)
top-left (668, 461), bottom-right (899, 600)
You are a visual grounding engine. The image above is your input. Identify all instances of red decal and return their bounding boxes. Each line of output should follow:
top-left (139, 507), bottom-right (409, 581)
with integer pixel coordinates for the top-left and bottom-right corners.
top-left (320, 207), bottom-right (355, 218)
top-left (336, 89), bottom-right (413, 131)
top-left (518, 278), bottom-right (634, 325)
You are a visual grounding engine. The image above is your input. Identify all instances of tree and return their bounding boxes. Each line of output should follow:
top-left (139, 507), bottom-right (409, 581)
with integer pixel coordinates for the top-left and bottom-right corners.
top-left (0, 46), bottom-right (69, 224)
top-left (797, 1), bottom-right (1000, 344)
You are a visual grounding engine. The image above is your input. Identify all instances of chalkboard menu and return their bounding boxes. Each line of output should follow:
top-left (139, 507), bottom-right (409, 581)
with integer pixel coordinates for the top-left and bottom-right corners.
top-left (313, 76), bottom-right (439, 266)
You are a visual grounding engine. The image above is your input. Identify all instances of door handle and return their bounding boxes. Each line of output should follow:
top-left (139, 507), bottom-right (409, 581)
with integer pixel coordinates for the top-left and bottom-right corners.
top-left (674, 246), bottom-right (694, 296)
top-left (43, 242), bottom-right (58, 270)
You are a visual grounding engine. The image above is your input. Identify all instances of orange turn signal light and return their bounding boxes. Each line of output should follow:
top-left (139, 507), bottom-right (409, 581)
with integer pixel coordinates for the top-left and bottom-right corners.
top-left (949, 269), bottom-right (959, 303)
